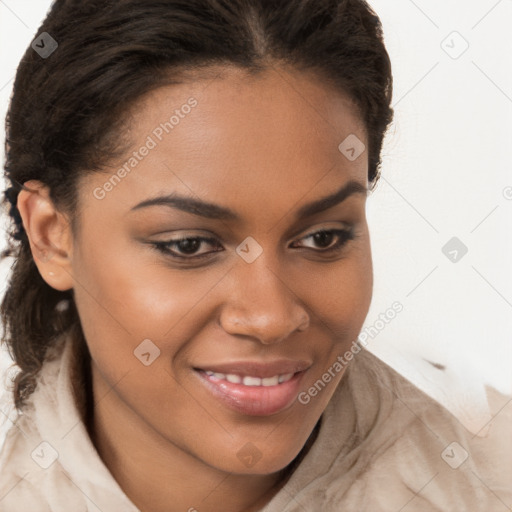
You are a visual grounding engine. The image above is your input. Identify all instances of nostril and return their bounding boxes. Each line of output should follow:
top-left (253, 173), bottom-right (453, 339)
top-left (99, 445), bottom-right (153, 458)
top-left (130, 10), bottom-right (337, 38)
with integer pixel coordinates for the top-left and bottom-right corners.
top-left (297, 313), bottom-right (310, 332)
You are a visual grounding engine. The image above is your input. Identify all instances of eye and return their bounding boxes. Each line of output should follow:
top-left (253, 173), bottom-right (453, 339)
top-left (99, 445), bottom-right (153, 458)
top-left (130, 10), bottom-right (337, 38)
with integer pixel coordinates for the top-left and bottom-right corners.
top-left (290, 228), bottom-right (355, 253)
top-left (149, 227), bottom-right (355, 262)
top-left (151, 236), bottom-right (223, 259)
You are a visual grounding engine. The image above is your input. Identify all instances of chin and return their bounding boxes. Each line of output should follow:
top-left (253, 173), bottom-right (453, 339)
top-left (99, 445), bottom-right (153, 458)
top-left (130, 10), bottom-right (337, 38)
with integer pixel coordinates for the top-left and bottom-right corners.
top-left (207, 436), bottom-right (311, 476)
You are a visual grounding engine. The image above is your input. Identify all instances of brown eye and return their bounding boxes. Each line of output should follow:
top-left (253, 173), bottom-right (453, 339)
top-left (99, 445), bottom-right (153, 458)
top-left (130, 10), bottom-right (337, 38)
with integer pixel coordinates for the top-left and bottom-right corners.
top-left (176, 238), bottom-right (202, 254)
top-left (312, 231), bottom-right (336, 249)
top-left (152, 236), bottom-right (223, 259)
top-left (291, 228), bottom-right (355, 252)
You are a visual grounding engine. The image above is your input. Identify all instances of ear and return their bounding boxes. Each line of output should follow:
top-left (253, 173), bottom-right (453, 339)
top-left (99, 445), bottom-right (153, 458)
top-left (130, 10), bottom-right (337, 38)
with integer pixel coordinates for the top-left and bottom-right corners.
top-left (16, 180), bottom-right (74, 291)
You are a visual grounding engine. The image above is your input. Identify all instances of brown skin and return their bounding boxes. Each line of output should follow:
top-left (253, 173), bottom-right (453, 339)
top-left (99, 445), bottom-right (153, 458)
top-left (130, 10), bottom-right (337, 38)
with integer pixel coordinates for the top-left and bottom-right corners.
top-left (17, 64), bottom-right (373, 512)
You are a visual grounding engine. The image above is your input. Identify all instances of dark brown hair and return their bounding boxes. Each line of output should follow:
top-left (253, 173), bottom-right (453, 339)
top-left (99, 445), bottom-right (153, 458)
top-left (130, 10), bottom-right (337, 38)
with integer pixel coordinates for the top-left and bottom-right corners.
top-left (1, 0), bottom-right (394, 409)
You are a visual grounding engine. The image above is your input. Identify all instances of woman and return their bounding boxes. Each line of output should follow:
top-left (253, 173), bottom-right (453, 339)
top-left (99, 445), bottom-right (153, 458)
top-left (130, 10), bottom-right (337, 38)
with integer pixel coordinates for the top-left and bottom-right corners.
top-left (0, 0), bottom-right (510, 510)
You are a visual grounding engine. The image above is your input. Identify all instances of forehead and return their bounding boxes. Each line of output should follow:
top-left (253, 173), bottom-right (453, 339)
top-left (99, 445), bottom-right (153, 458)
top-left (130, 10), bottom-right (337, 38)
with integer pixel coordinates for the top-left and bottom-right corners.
top-left (83, 65), bottom-right (368, 222)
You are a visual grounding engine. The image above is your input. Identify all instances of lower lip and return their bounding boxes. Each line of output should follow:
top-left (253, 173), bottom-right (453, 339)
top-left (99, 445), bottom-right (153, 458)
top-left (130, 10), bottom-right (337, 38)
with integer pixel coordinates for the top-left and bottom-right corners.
top-left (195, 370), bottom-right (306, 416)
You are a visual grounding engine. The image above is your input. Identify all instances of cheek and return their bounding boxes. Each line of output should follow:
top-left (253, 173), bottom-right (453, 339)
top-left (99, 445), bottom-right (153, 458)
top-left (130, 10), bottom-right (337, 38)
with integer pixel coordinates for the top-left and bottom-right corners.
top-left (70, 235), bottom-right (228, 368)
top-left (291, 243), bottom-right (372, 423)
top-left (298, 240), bottom-right (373, 337)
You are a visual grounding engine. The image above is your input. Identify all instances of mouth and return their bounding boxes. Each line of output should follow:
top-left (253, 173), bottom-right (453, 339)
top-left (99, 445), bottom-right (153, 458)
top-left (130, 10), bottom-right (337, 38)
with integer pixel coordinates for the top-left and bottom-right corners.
top-left (193, 360), bottom-right (311, 416)
top-left (204, 371), bottom-right (296, 386)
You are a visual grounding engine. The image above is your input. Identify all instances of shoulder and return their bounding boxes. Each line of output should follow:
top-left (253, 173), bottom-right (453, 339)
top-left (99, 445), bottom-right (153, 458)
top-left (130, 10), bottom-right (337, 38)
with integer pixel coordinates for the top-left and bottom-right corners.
top-left (321, 348), bottom-right (512, 510)
top-left (0, 395), bottom-right (90, 511)
top-left (468, 385), bottom-right (512, 505)
top-left (0, 411), bottom-right (80, 511)
top-left (0, 333), bottom-right (139, 512)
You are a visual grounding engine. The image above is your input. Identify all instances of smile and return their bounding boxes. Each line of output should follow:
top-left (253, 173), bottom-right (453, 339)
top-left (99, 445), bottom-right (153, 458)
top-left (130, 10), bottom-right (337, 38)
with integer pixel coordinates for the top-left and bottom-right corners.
top-left (193, 360), bottom-right (311, 416)
top-left (203, 371), bottom-right (295, 387)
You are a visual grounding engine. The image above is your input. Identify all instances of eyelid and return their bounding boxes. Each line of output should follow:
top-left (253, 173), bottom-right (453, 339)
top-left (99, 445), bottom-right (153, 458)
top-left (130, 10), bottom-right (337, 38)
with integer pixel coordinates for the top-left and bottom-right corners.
top-left (287, 222), bottom-right (353, 245)
top-left (290, 227), bottom-right (354, 250)
top-left (151, 235), bottom-right (222, 259)
top-left (149, 224), bottom-right (355, 261)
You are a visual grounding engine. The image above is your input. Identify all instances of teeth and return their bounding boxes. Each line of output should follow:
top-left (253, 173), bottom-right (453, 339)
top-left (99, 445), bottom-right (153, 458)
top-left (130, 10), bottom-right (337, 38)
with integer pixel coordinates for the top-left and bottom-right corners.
top-left (243, 376), bottom-right (262, 386)
top-left (203, 370), bottom-right (294, 386)
top-left (262, 376), bottom-right (279, 386)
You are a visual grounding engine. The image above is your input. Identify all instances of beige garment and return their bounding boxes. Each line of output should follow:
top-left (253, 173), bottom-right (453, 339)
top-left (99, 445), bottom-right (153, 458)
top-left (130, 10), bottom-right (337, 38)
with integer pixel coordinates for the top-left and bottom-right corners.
top-left (0, 331), bottom-right (510, 512)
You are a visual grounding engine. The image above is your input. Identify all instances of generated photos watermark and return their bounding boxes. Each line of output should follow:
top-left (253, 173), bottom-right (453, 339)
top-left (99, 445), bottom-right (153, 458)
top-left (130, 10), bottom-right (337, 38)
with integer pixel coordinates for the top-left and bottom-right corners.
top-left (93, 97), bottom-right (198, 200)
top-left (298, 301), bottom-right (403, 405)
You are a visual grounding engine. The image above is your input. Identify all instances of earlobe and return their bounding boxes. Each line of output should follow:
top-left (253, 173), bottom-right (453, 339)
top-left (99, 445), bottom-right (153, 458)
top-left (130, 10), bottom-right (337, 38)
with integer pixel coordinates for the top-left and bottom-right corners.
top-left (16, 180), bottom-right (75, 292)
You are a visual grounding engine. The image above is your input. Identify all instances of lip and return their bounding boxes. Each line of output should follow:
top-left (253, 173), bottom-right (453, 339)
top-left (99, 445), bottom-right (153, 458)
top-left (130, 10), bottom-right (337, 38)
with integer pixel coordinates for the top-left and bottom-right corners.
top-left (193, 360), bottom-right (311, 416)
top-left (194, 360), bottom-right (311, 378)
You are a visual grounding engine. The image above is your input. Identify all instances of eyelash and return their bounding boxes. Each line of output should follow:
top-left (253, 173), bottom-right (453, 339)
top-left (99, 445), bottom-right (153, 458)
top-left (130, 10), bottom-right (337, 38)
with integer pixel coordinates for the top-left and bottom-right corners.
top-left (150, 228), bottom-right (355, 261)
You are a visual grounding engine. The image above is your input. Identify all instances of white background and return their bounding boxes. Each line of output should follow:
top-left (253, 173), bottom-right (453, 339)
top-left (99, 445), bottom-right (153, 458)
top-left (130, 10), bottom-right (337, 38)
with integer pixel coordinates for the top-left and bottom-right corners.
top-left (1, 0), bottom-right (511, 435)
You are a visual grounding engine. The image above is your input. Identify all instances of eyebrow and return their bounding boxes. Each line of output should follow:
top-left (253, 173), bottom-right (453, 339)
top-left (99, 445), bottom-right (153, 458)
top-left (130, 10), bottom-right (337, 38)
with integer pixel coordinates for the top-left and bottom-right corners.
top-left (130, 179), bottom-right (368, 221)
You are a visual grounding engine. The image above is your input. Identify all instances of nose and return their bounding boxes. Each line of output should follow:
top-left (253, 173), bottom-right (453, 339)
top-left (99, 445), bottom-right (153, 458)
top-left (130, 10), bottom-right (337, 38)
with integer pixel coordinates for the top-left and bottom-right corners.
top-left (219, 258), bottom-right (310, 345)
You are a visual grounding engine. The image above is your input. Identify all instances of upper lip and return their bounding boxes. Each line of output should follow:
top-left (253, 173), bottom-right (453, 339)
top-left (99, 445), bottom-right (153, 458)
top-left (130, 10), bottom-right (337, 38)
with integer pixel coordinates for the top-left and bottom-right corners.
top-left (194, 360), bottom-right (312, 378)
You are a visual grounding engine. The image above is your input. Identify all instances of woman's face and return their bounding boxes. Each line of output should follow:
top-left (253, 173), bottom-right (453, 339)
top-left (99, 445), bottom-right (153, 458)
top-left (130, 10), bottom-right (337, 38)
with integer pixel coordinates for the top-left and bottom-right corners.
top-left (70, 64), bottom-right (373, 474)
